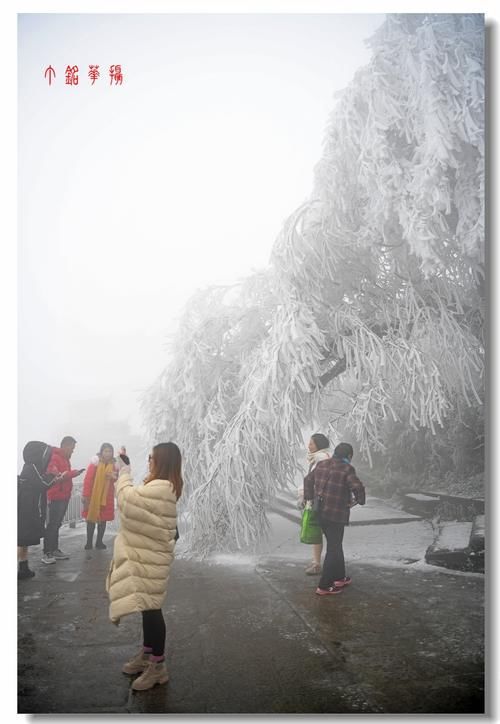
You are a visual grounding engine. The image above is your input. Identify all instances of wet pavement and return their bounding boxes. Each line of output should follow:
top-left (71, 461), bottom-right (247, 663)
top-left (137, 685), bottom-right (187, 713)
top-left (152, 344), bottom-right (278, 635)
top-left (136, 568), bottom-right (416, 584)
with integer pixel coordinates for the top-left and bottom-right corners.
top-left (18, 502), bottom-right (485, 714)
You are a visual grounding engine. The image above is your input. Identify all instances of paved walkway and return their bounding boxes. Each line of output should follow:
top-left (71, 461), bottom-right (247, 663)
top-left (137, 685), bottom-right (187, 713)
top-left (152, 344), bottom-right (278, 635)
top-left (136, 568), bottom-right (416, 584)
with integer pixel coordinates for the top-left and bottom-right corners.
top-left (18, 501), bottom-right (485, 715)
top-left (271, 491), bottom-right (424, 526)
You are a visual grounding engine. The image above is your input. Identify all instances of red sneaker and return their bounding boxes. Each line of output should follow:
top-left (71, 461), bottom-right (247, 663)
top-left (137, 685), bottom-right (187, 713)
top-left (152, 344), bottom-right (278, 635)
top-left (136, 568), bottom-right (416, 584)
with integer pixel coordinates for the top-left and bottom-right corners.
top-left (333, 576), bottom-right (352, 587)
top-left (315, 586), bottom-right (343, 596)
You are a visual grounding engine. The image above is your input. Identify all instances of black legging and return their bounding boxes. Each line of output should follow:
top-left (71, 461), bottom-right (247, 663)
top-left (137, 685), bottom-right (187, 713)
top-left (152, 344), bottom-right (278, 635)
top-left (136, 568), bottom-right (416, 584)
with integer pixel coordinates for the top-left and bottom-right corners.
top-left (86, 521), bottom-right (106, 544)
top-left (142, 609), bottom-right (166, 656)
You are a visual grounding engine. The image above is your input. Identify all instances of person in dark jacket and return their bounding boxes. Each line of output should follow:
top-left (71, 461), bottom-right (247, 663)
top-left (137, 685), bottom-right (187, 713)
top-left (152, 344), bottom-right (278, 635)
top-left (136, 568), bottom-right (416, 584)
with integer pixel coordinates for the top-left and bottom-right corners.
top-left (303, 442), bottom-right (366, 596)
top-left (17, 441), bottom-right (62, 579)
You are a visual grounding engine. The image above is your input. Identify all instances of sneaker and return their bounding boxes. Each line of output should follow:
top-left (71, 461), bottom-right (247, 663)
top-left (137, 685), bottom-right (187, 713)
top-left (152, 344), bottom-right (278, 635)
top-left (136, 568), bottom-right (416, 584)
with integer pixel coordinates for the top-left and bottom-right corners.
top-left (95, 542), bottom-right (107, 550)
top-left (122, 649), bottom-right (150, 675)
top-left (53, 549), bottom-right (70, 560)
top-left (131, 660), bottom-right (169, 691)
top-left (315, 585), bottom-right (343, 596)
top-left (334, 576), bottom-right (352, 587)
top-left (305, 563), bottom-right (322, 575)
top-left (41, 553), bottom-right (56, 565)
top-left (84, 543), bottom-right (93, 550)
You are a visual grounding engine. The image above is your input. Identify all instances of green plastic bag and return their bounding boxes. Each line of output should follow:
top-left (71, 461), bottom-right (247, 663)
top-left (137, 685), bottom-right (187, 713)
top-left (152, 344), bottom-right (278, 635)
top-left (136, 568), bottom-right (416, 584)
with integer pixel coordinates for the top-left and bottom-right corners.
top-left (300, 507), bottom-right (322, 544)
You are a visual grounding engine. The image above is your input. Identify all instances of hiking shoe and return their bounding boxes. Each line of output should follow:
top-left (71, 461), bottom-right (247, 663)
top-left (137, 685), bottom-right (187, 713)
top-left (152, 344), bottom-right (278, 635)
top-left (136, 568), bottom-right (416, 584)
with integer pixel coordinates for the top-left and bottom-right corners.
top-left (334, 576), bottom-right (352, 587)
top-left (53, 549), bottom-right (70, 560)
top-left (131, 660), bottom-right (169, 691)
top-left (305, 563), bottom-right (322, 575)
top-left (122, 649), bottom-right (150, 675)
top-left (315, 585), bottom-right (343, 596)
top-left (41, 553), bottom-right (56, 565)
top-left (95, 542), bottom-right (107, 550)
top-left (18, 567), bottom-right (35, 580)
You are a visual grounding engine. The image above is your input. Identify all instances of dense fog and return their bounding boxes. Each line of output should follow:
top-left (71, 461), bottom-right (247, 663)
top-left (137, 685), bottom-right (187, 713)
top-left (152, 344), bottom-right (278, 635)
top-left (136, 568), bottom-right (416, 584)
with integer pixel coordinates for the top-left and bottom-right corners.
top-left (18, 13), bottom-right (383, 468)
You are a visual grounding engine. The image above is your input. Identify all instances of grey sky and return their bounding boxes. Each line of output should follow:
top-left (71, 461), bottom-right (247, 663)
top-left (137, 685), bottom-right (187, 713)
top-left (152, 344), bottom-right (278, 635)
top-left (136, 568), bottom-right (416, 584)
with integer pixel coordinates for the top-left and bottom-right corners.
top-left (18, 13), bottom-right (385, 454)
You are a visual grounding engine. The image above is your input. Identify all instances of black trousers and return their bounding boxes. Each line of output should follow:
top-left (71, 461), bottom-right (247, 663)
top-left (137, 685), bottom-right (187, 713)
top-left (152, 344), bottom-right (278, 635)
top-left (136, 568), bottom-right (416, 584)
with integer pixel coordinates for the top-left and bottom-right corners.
top-left (43, 499), bottom-right (69, 553)
top-left (318, 519), bottom-right (346, 589)
top-left (142, 609), bottom-right (166, 657)
top-left (86, 521), bottom-right (107, 544)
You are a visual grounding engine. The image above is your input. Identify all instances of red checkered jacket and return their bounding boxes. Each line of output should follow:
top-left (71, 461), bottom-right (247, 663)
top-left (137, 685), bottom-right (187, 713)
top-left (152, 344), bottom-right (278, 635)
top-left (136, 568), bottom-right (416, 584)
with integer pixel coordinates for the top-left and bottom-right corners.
top-left (303, 456), bottom-right (366, 525)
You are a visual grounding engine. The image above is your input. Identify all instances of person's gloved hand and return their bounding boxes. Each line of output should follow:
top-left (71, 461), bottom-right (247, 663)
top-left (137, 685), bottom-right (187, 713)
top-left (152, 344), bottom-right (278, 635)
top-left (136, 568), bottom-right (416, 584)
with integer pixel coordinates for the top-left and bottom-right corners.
top-left (116, 453), bottom-right (131, 475)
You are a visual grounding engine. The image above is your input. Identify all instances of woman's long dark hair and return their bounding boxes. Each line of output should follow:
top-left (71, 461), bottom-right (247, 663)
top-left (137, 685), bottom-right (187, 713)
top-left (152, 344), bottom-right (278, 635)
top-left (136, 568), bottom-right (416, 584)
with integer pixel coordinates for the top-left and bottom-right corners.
top-left (145, 442), bottom-right (183, 500)
top-left (98, 442), bottom-right (114, 457)
top-left (311, 433), bottom-right (330, 451)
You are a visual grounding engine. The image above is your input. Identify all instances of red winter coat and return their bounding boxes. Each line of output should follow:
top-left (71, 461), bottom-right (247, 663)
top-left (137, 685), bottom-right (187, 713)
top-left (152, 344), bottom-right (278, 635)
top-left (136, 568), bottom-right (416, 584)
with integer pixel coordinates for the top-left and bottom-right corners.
top-left (46, 448), bottom-right (81, 502)
top-left (82, 462), bottom-right (116, 521)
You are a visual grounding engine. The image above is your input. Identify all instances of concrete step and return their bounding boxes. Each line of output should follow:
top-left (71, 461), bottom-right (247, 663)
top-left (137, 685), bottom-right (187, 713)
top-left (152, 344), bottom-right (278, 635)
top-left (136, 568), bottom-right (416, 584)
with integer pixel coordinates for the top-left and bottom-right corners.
top-left (469, 514), bottom-right (485, 552)
top-left (402, 493), bottom-right (441, 518)
top-left (269, 504), bottom-right (302, 526)
top-left (425, 520), bottom-right (484, 573)
top-left (271, 494), bottom-right (423, 527)
top-left (403, 490), bottom-right (484, 521)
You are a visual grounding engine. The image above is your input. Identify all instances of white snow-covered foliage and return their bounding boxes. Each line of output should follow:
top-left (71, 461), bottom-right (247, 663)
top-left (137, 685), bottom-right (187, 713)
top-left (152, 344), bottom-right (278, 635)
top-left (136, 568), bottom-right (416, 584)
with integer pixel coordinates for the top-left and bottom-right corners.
top-left (144, 14), bottom-right (484, 556)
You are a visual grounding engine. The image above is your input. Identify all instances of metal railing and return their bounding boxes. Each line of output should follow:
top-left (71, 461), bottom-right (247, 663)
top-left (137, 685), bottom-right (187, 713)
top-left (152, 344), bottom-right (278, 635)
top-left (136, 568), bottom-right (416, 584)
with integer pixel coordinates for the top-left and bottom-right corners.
top-left (62, 484), bottom-right (120, 531)
top-left (63, 484), bottom-right (83, 527)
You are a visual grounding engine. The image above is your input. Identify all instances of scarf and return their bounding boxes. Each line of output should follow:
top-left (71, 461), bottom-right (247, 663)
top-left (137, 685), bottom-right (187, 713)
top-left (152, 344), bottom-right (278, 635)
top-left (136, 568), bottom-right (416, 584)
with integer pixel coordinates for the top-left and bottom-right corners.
top-left (307, 449), bottom-right (330, 471)
top-left (87, 462), bottom-right (114, 523)
top-left (333, 454), bottom-right (352, 465)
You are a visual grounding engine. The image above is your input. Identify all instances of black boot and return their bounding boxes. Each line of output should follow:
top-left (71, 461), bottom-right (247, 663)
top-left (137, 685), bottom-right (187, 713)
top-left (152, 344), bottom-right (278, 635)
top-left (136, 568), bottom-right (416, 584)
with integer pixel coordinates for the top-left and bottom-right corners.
top-left (95, 522), bottom-right (107, 549)
top-left (85, 522), bottom-right (95, 550)
top-left (18, 560), bottom-right (35, 580)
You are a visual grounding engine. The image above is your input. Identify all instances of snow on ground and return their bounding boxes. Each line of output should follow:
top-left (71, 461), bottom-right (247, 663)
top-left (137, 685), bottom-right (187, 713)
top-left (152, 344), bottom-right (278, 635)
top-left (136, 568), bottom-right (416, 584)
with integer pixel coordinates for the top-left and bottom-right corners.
top-left (58, 512), bottom-right (483, 580)
top-left (472, 515), bottom-right (485, 537)
top-left (345, 520), bottom-right (434, 563)
top-left (403, 557), bottom-right (484, 579)
top-left (433, 521), bottom-right (472, 551)
top-left (404, 493), bottom-right (439, 501)
top-left (208, 553), bottom-right (259, 568)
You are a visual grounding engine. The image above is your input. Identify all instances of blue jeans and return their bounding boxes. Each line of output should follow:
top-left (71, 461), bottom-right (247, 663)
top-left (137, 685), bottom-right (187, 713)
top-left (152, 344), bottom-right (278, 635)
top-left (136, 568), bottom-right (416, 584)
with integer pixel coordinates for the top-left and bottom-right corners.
top-left (318, 520), bottom-right (345, 589)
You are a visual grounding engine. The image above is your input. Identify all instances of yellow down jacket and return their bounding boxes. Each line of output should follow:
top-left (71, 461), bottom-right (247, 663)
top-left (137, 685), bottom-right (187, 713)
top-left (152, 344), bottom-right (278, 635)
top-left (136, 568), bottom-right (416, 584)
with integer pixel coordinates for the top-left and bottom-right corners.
top-left (106, 469), bottom-right (177, 624)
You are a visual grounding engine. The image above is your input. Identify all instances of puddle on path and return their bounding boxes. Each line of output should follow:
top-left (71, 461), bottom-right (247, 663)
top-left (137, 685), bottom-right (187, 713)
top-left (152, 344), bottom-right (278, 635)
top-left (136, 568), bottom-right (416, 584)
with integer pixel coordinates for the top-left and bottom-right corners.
top-left (23, 591), bottom-right (41, 602)
top-left (55, 571), bottom-right (81, 582)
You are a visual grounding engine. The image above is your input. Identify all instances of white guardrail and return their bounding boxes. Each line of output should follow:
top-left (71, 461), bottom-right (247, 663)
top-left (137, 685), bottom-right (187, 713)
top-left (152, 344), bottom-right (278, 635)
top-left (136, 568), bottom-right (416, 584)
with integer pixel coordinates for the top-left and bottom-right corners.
top-left (62, 484), bottom-right (120, 531)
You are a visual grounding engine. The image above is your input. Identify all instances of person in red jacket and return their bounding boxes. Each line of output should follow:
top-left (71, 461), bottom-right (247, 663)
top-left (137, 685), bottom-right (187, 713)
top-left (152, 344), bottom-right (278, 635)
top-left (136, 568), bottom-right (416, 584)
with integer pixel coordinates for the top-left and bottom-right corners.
top-left (82, 442), bottom-right (118, 550)
top-left (42, 436), bottom-right (84, 564)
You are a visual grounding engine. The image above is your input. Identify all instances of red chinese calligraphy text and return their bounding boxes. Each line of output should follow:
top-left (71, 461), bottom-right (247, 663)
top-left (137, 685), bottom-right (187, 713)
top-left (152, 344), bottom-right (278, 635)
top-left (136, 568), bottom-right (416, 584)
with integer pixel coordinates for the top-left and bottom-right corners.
top-left (109, 64), bottom-right (123, 85)
top-left (65, 65), bottom-right (79, 86)
top-left (44, 65), bottom-right (56, 86)
top-left (88, 65), bottom-right (100, 85)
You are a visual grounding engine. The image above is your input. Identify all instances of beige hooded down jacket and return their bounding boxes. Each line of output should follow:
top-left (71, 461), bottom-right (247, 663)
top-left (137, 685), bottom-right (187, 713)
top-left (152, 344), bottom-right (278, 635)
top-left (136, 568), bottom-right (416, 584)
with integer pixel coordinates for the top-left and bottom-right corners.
top-left (106, 469), bottom-right (177, 624)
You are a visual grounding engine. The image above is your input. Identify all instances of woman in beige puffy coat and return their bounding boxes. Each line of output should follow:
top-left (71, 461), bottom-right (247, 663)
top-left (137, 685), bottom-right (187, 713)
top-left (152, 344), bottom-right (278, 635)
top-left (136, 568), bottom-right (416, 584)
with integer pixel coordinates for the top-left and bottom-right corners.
top-left (106, 442), bottom-right (182, 691)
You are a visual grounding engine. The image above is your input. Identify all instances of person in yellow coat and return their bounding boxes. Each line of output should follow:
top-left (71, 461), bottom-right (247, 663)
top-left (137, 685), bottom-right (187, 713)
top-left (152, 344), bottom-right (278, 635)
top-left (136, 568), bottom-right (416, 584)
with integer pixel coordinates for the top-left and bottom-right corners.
top-left (107, 443), bottom-right (182, 691)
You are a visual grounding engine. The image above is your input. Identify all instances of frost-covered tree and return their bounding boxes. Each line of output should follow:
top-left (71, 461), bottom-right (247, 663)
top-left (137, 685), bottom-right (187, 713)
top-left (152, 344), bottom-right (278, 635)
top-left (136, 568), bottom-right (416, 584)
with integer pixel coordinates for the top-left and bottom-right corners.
top-left (144, 13), bottom-right (484, 554)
